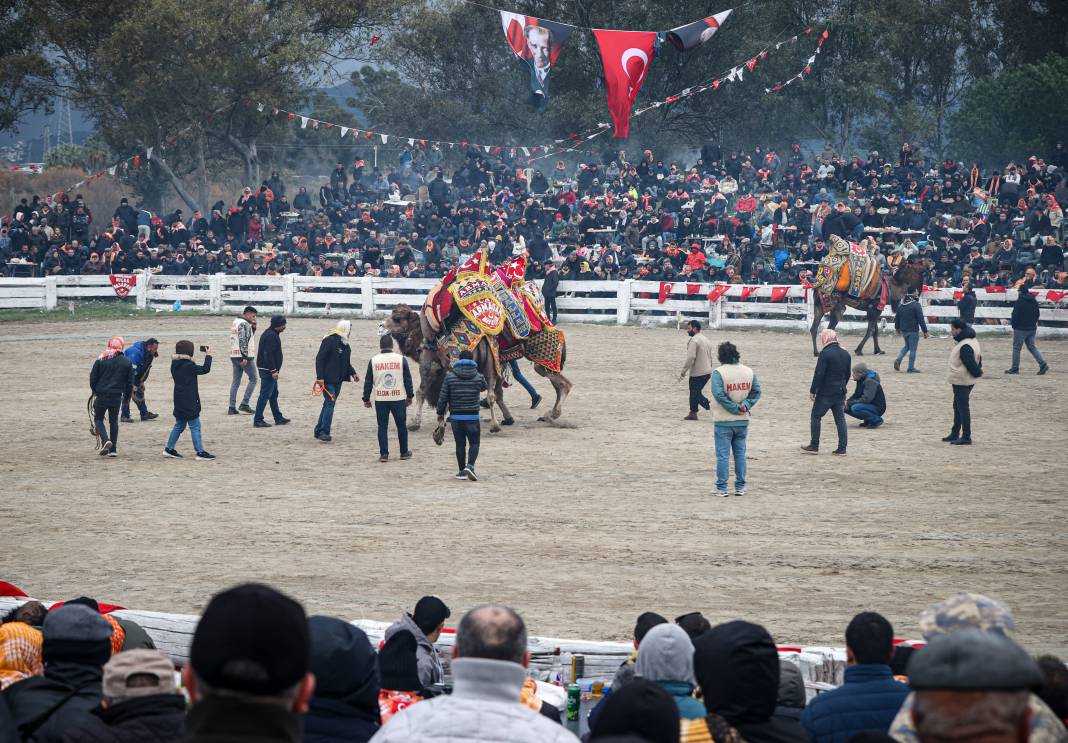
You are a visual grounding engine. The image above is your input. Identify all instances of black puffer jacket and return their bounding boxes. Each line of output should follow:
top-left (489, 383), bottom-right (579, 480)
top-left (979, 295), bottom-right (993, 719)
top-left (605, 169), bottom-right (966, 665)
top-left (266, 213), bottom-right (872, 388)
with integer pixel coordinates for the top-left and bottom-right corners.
top-left (810, 342), bottom-right (852, 399)
top-left (3, 662), bottom-right (104, 743)
top-left (436, 359), bottom-right (487, 417)
top-left (89, 355), bottom-right (135, 401)
top-left (170, 355), bottom-right (212, 420)
top-left (60, 694), bottom-right (186, 743)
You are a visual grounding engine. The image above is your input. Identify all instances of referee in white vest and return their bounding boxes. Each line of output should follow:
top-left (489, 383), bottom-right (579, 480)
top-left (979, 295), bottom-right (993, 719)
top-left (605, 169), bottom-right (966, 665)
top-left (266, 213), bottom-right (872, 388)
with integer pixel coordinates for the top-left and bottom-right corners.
top-left (710, 341), bottom-right (762, 497)
top-left (363, 334), bottom-right (415, 462)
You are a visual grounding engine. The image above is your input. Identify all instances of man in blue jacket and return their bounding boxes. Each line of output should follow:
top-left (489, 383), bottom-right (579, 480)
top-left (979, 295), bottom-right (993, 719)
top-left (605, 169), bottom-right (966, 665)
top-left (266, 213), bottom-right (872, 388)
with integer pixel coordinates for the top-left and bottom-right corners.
top-left (800, 612), bottom-right (910, 743)
top-left (121, 337), bottom-right (160, 422)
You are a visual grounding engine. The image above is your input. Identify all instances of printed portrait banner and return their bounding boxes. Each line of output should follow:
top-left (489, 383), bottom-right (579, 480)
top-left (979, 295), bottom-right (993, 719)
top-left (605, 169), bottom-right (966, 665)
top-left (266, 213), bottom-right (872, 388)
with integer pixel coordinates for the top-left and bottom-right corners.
top-left (593, 28), bottom-right (658, 138)
top-left (665, 9), bottom-right (732, 51)
top-left (500, 12), bottom-right (575, 109)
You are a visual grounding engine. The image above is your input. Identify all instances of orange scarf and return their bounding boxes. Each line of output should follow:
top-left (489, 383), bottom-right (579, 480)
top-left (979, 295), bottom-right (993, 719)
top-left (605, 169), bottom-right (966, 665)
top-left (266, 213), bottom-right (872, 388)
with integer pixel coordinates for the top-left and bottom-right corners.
top-left (0, 622), bottom-right (43, 689)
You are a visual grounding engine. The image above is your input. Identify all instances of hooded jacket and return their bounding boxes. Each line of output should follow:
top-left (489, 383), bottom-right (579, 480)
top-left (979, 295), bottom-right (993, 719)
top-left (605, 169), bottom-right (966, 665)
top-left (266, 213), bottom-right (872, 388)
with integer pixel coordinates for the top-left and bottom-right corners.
top-left (634, 624), bottom-right (706, 720)
top-left (846, 370), bottom-right (886, 415)
top-left (382, 615), bottom-right (444, 689)
top-left (436, 360), bottom-right (487, 421)
top-left (256, 319), bottom-right (285, 374)
top-left (773, 660), bottom-right (806, 723)
top-left (1011, 289), bottom-right (1040, 331)
top-left (171, 355), bottom-right (212, 420)
top-left (894, 296), bottom-right (928, 335)
top-left (304, 617), bottom-right (381, 743)
top-left (316, 333), bottom-right (357, 387)
top-left (693, 621), bottom-right (809, 743)
top-left (4, 663), bottom-right (105, 742)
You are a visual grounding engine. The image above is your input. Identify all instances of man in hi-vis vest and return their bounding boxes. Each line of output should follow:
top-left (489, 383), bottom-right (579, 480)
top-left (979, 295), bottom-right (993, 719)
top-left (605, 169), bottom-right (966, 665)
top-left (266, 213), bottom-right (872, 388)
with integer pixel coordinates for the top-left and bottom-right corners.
top-left (363, 334), bottom-right (415, 462)
top-left (710, 341), bottom-right (762, 497)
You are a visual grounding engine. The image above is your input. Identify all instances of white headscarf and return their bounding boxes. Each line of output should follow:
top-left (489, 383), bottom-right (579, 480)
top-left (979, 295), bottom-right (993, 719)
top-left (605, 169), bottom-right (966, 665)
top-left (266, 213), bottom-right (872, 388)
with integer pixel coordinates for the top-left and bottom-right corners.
top-left (324, 320), bottom-right (351, 344)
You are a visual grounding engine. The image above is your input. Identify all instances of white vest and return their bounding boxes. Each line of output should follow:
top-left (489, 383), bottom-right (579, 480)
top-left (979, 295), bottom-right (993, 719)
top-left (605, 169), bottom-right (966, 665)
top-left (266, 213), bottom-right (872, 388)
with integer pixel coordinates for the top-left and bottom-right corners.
top-left (712, 363), bottom-right (755, 423)
top-left (229, 318), bottom-right (256, 358)
top-left (948, 338), bottom-right (981, 386)
top-left (370, 352), bottom-right (406, 400)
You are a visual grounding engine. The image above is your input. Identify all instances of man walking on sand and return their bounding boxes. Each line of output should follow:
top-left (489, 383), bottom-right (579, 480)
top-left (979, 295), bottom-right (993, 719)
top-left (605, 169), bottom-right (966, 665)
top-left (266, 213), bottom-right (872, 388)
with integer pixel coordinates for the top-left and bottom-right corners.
top-left (711, 341), bottom-right (761, 497)
top-left (679, 320), bottom-right (714, 421)
top-left (436, 350), bottom-right (487, 481)
top-left (253, 315), bottom-right (290, 428)
top-left (363, 334), bottom-right (414, 461)
top-left (802, 328), bottom-right (851, 455)
top-left (1005, 280), bottom-right (1050, 375)
top-left (893, 291), bottom-right (928, 373)
top-left (228, 305), bottom-right (258, 415)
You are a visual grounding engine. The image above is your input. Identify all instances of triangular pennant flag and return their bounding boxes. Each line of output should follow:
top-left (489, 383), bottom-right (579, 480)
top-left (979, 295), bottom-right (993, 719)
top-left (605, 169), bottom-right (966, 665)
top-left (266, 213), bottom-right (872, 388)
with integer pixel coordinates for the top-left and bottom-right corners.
top-left (256, 102), bottom-right (265, 112)
top-left (712, 79), bottom-right (721, 91)
top-left (592, 29), bottom-right (658, 138)
top-left (770, 286), bottom-right (790, 302)
top-left (521, 147), bottom-right (530, 156)
top-left (340, 127), bottom-right (349, 138)
top-left (146, 147), bottom-right (153, 160)
top-left (759, 50), bottom-right (768, 60)
top-left (299, 116), bottom-right (308, 128)
top-left (407, 137), bottom-right (415, 146)
top-left (380, 134), bottom-right (388, 144)
top-left (107, 166), bottom-right (117, 176)
top-left (745, 57), bottom-right (757, 73)
top-left (818, 29), bottom-right (829, 46)
top-left (665, 9), bottom-right (732, 51)
top-left (483, 145), bottom-right (491, 153)
top-left (311, 120), bottom-right (320, 129)
top-left (739, 286), bottom-right (758, 300)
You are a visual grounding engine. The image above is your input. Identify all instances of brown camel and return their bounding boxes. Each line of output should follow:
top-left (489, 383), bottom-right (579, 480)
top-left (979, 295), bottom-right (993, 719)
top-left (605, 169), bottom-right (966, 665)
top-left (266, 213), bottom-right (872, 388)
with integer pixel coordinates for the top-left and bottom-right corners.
top-left (809, 262), bottom-right (926, 356)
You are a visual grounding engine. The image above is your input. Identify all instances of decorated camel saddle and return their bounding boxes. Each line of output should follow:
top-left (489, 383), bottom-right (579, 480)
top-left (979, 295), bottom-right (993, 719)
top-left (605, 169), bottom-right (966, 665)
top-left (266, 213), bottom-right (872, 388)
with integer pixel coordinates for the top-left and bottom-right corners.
top-left (814, 236), bottom-right (884, 303)
top-left (423, 251), bottom-right (565, 373)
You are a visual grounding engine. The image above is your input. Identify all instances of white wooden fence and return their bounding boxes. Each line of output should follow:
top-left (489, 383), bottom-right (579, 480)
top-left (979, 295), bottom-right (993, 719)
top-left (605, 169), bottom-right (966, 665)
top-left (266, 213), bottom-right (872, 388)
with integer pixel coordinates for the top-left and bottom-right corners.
top-left (2, 272), bottom-right (1067, 335)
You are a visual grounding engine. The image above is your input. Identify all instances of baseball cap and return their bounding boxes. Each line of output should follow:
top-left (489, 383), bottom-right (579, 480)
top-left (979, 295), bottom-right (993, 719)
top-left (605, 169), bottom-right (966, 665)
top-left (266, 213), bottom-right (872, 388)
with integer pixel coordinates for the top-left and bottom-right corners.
top-left (103, 649), bottom-right (177, 698)
top-left (190, 583), bottom-right (309, 695)
top-left (907, 629), bottom-right (1041, 690)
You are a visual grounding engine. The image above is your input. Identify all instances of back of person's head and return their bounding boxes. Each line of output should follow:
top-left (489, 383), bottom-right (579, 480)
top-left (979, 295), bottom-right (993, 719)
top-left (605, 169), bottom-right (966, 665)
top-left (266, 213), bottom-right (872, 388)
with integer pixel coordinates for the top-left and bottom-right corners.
top-left (950, 318), bottom-right (968, 331)
top-left (908, 629), bottom-right (1041, 743)
top-left (103, 649), bottom-right (176, 702)
top-left (454, 605), bottom-right (527, 665)
top-left (5, 600), bottom-right (46, 626)
top-left (635, 623), bottom-right (695, 686)
top-left (378, 630), bottom-right (422, 692)
top-left (718, 341), bottom-right (740, 364)
top-left (693, 620), bottom-right (780, 726)
top-left (379, 334), bottom-right (394, 351)
top-left (459, 349), bottom-right (474, 361)
top-left (846, 611), bottom-right (895, 665)
top-left (589, 678), bottom-right (680, 743)
top-left (307, 616), bottom-right (379, 719)
top-left (42, 604), bottom-right (113, 668)
top-left (175, 340), bottom-right (194, 356)
top-left (1036, 654), bottom-right (1068, 721)
top-left (412, 596), bottom-right (450, 637)
top-left (776, 659), bottom-right (806, 711)
top-left (187, 583), bottom-right (312, 710)
top-left (634, 612), bottom-right (668, 645)
top-left (674, 612), bottom-right (711, 640)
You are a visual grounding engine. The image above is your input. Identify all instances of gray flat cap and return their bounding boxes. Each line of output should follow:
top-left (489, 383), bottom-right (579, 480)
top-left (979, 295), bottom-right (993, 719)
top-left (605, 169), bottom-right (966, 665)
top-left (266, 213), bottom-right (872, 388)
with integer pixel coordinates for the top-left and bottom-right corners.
top-left (907, 628), bottom-right (1041, 690)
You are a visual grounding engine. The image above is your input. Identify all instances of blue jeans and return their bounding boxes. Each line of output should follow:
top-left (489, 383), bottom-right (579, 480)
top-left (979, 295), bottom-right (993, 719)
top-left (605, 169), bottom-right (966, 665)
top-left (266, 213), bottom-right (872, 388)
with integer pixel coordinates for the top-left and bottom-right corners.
top-left (167, 417), bottom-right (203, 452)
top-left (254, 371), bottom-right (283, 423)
top-left (509, 360), bottom-right (538, 400)
top-left (714, 424), bottom-right (748, 492)
top-left (896, 332), bottom-right (919, 370)
top-left (846, 402), bottom-right (883, 424)
top-left (1010, 329), bottom-right (1046, 370)
top-left (314, 383), bottom-right (341, 436)
top-left (375, 400), bottom-right (409, 456)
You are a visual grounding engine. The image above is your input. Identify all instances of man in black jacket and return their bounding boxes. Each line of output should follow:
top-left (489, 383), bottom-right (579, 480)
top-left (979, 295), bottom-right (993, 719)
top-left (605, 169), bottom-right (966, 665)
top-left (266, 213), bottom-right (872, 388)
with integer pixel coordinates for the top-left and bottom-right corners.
top-left (314, 320), bottom-right (359, 443)
top-left (60, 649), bottom-right (186, 743)
top-left (254, 316), bottom-right (290, 428)
top-left (802, 329), bottom-right (851, 455)
top-left (893, 292), bottom-right (929, 373)
top-left (1006, 282), bottom-right (1049, 375)
top-left (956, 283), bottom-right (977, 324)
top-left (164, 340), bottom-right (214, 460)
top-left (2, 604), bottom-right (112, 741)
top-left (541, 264), bottom-right (560, 323)
top-left (89, 337), bottom-right (136, 457)
top-left (436, 350), bottom-right (487, 481)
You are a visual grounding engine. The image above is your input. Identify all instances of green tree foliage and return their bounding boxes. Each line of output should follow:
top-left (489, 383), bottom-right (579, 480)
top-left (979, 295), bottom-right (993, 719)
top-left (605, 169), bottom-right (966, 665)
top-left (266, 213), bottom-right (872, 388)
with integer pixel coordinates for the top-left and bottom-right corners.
top-left (949, 54), bottom-right (1068, 167)
top-left (44, 144), bottom-right (89, 170)
top-left (0, 0), bottom-right (52, 133)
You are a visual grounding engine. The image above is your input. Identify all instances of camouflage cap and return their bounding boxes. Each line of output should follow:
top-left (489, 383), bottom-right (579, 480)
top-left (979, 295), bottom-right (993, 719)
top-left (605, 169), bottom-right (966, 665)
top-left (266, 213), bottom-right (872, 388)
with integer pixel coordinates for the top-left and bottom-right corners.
top-left (918, 593), bottom-right (1015, 641)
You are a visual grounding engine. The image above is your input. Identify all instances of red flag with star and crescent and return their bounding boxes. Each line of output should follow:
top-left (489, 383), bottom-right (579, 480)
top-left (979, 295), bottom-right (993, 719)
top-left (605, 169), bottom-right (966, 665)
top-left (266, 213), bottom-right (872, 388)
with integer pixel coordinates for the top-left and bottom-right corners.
top-left (593, 29), bottom-right (658, 138)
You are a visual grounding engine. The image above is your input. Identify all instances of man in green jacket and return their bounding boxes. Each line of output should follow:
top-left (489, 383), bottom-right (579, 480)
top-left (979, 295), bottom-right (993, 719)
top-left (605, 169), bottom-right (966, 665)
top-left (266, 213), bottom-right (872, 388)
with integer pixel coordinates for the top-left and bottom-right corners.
top-left (711, 341), bottom-right (762, 497)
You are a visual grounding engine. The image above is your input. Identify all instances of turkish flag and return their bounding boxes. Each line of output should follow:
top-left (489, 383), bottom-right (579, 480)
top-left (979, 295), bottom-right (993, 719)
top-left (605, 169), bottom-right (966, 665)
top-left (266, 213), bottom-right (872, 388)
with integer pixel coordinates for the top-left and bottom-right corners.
top-left (658, 282), bottom-right (673, 304)
top-left (984, 285), bottom-right (1006, 293)
top-left (770, 286), bottom-right (790, 302)
top-left (739, 286), bottom-right (758, 300)
top-left (593, 29), bottom-right (658, 138)
top-left (706, 284), bottom-right (730, 302)
top-left (1047, 290), bottom-right (1066, 303)
top-left (687, 283), bottom-right (702, 295)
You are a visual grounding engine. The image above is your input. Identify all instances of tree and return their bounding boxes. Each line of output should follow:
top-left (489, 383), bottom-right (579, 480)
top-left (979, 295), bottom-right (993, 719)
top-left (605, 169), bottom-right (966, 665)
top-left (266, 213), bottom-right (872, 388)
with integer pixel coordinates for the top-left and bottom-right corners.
top-left (0, 0), bottom-right (53, 133)
top-left (949, 54), bottom-right (1068, 167)
top-left (44, 144), bottom-right (89, 170)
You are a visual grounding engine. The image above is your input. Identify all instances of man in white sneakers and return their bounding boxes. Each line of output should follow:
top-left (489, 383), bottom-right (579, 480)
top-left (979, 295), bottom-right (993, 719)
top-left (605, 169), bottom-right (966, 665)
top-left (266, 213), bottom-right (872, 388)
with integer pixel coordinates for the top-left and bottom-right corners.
top-left (710, 341), bottom-right (762, 496)
top-left (228, 305), bottom-right (258, 415)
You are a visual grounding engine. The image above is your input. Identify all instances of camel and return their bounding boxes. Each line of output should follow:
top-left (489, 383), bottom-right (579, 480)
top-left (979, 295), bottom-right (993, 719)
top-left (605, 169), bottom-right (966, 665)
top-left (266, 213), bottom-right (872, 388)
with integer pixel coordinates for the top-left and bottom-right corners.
top-left (809, 261), bottom-right (926, 357)
top-left (383, 303), bottom-right (573, 434)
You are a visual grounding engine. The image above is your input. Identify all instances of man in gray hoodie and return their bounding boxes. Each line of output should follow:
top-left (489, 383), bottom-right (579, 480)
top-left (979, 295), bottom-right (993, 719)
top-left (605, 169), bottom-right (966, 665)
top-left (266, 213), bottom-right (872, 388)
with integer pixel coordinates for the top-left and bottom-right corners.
top-left (383, 596), bottom-right (450, 688)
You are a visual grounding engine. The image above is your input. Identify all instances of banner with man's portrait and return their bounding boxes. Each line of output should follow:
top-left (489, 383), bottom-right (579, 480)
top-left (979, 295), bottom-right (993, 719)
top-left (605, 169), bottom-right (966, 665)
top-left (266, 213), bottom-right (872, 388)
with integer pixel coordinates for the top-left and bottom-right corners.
top-left (499, 12), bottom-right (574, 110)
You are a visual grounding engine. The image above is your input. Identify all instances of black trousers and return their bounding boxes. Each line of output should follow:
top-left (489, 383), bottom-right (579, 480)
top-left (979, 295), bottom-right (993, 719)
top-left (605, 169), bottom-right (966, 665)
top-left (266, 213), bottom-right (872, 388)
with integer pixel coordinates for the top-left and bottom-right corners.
top-left (810, 394), bottom-right (847, 451)
top-left (93, 396), bottom-right (121, 450)
top-left (375, 400), bottom-right (409, 456)
top-left (688, 374), bottom-right (711, 413)
top-left (544, 294), bottom-right (558, 323)
top-left (951, 384), bottom-right (973, 438)
top-left (451, 420), bottom-right (480, 471)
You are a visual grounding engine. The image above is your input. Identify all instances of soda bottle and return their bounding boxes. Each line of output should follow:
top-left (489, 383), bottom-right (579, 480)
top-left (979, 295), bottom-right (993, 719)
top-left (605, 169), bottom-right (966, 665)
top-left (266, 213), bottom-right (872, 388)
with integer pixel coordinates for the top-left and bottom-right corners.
top-left (566, 683), bottom-right (581, 722)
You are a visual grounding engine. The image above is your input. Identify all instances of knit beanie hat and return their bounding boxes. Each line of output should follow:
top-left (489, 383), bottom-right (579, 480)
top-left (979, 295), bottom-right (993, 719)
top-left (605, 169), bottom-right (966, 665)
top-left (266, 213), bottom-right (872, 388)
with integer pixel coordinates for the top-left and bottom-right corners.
top-left (378, 630), bottom-right (423, 692)
top-left (307, 616), bottom-right (380, 719)
top-left (589, 678), bottom-right (680, 743)
top-left (42, 604), bottom-right (113, 667)
top-left (175, 340), bottom-right (194, 356)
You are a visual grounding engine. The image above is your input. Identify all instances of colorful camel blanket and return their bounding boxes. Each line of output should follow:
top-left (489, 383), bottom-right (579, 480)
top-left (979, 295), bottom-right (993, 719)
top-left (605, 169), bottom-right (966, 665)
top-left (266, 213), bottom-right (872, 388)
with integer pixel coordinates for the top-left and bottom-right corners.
top-left (450, 272), bottom-right (506, 336)
top-left (523, 326), bottom-right (565, 373)
top-left (442, 317), bottom-right (500, 375)
top-left (815, 236), bottom-right (882, 301)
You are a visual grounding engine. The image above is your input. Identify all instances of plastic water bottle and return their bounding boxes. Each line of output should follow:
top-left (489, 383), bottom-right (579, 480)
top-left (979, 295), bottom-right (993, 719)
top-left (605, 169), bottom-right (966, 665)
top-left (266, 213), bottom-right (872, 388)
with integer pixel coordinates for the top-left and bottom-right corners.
top-left (551, 648), bottom-right (563, 686)
top-left (173, 299), bottom-right (183, 312)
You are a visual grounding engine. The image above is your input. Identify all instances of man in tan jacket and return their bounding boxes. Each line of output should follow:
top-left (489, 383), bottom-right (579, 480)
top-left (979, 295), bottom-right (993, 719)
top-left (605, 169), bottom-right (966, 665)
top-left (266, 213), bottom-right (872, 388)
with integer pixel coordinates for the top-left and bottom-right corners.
top-left (679, 320), bottom-right (714, 420)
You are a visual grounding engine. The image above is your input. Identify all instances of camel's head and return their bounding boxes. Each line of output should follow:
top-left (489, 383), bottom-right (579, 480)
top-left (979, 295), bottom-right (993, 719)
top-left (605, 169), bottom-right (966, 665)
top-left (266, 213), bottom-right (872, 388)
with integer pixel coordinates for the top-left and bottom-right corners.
top-left (384, 304), bottom-right (420, 338)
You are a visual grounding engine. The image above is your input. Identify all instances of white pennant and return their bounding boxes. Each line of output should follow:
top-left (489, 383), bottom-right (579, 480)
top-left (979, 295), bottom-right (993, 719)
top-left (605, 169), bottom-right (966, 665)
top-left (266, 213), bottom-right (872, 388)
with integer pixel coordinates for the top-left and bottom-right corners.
top-left (407, 138), bottom-right (414, 146)
top-left (765, 88), bottom-right (772, 93)
top-left (300, 116), bottom-right (309, 128)
top-left (340, 126), bottom-right (349, 138)
top-left (146, 147), bottom-right (154, 160)
top-left (808, 55), bottom-right (816, 64)
top-left (256, 102), bottom-right (264, 112)
top-left (380, 134), bottom-right (388, 144)
top-left (107, 166), bottom-right (117, 175)
top-left (521, 147), bottom-right (530, 156)
top-left (483, 145), bottom-right (491, 153)
top-left (311, 120), bottom-right (319, 129)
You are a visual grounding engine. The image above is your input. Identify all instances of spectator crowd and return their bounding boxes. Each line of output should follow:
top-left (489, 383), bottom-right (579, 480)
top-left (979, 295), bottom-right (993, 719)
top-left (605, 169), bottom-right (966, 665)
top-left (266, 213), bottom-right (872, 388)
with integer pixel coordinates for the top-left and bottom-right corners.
top-left (3, 140), bottom-right (1068, 291)
top-left (0, 585), bottom-right (1066, 743)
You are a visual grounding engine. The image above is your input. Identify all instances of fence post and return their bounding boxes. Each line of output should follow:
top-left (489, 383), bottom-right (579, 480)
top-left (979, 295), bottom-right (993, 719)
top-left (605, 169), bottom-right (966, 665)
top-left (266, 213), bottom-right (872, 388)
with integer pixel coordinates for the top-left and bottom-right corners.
top-left (136, 270), bottom-right (150, 310)
top-left (361, 275), bottom-right (375, 318)
top-left (804, 287), bottom-right (814, 330)
top-left (44, 276), bottom-right (57, 310)
top-left (616, 280), bottom-right (632, 324)
top-left (710, 292), bottom-right (723, 330)
top-left (282, 273), bottom-right (296, 315)
top-left (208, 274), bottom-right (223, 313)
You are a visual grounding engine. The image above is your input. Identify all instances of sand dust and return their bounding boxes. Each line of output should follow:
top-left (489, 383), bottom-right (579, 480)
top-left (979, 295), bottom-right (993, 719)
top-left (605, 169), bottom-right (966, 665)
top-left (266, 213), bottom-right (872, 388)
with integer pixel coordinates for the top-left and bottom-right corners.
top-left (1, 317), bottom-right (1065, 653)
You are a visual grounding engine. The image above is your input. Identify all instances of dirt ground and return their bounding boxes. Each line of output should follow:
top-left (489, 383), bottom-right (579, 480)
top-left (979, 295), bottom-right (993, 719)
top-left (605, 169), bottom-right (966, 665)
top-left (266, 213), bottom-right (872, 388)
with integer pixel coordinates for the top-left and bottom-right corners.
top-left (1, 317), bottom-right (1065, 654)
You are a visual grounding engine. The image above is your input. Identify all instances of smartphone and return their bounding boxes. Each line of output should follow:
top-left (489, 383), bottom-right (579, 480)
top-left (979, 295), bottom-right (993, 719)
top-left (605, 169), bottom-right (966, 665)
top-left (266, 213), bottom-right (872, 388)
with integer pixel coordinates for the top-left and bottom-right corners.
top-left (199, 345), bottom-right (209, 353)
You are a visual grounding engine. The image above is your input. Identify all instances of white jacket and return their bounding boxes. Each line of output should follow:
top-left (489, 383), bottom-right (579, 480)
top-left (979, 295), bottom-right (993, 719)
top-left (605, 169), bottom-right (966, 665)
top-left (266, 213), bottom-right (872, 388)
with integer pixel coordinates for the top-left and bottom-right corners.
top-left (370, 658), bottom-right (579, 743)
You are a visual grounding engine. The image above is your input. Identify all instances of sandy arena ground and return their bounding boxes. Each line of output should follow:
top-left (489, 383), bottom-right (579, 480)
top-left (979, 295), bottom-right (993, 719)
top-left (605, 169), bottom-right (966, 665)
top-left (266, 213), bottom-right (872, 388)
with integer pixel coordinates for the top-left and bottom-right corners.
top-left (1, 317), bottom-right (1066, 653)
